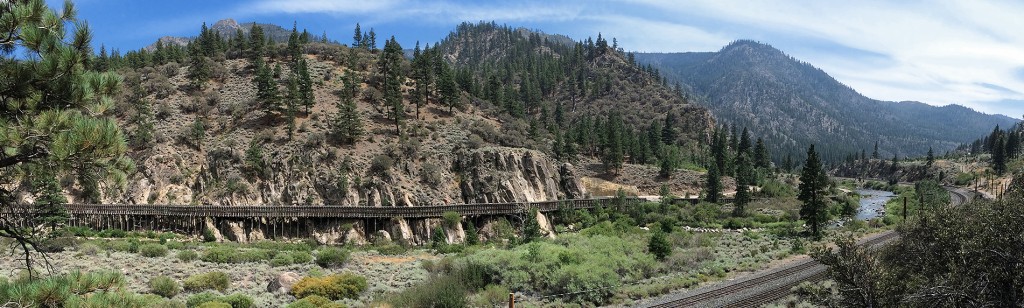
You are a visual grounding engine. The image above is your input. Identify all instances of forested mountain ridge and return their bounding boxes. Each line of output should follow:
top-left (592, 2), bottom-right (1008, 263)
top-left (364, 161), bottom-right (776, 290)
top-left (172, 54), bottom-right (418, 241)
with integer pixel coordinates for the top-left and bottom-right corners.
top-left (636, 40), bottom-right (1019, 163)
top-left (435, 22), bottom-right (715, 167)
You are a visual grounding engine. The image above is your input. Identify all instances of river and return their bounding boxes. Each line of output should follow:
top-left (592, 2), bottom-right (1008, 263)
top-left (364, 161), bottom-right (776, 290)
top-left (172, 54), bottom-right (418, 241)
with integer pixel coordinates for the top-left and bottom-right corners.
top-left (855, 189), bottom-right (895, 220)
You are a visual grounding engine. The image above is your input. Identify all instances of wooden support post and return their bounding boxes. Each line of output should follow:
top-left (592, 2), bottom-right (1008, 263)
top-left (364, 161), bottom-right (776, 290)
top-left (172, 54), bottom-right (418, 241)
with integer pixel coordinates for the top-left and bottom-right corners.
top-left (508, 293), bottom-right (514, 308)
top-left (903, 197), bottom-right (907, 221)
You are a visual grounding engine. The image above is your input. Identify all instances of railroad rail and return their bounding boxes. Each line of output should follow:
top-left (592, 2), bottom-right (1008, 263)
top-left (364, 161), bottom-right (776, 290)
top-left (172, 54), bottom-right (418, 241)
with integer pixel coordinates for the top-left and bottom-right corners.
top-left (643, 231), bottom-right (899, 308)
top-left (644, 185), bottom-right (969, 307)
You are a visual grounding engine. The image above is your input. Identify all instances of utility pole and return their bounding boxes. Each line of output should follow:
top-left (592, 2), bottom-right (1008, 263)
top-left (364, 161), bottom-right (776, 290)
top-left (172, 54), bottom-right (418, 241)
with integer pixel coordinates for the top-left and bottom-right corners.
top-left (508, 293), bottom-right (515, 308)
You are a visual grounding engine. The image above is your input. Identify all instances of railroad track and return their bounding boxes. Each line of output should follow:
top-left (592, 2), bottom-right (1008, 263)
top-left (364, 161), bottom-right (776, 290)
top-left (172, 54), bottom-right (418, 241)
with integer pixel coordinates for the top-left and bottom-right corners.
top-left (644, 185), bottom-right (970, 308)
top-left (945, 186), bottom-right (970, 206)
top-left (643, 231), bottom-right (899, 308)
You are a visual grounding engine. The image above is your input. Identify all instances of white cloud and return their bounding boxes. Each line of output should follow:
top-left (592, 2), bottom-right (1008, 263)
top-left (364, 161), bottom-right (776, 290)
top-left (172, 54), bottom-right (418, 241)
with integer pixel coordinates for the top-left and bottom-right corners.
top-left (622, 0), bottom-right (1024, 117)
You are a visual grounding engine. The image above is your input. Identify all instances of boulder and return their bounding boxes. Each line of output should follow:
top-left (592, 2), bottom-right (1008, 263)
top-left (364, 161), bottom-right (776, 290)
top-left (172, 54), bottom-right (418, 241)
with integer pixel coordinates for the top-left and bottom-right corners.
top-left (266, 272), bottom-right (301, 294)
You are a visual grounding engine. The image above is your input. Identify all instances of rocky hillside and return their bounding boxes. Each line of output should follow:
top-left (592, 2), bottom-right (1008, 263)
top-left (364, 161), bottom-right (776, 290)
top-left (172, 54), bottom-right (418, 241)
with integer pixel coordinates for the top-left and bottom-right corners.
top-left (636, 40), bottom-right (1019, 163)
top-left (78, 20), bottom-right (716, 209)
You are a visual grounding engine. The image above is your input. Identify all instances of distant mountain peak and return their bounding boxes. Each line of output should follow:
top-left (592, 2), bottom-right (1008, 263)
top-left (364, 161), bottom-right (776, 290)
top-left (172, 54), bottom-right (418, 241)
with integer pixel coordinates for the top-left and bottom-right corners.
top-left (211, 18), bottom-right (242, 35)
top-left (634, 43), bottom-right (1018, 161)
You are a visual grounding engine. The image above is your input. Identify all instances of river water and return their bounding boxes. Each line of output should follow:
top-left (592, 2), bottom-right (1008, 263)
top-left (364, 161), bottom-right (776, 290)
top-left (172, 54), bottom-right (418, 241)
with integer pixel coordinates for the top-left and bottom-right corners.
top-left (855, 189), bottom-right (895, 220)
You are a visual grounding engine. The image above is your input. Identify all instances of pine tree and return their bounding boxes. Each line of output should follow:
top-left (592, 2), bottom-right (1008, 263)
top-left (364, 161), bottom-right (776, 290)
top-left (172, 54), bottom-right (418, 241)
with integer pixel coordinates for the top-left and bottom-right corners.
top-left (754, 137), bottom-right (770, 169)
top-left (602, 112), bottom-right (625, 175)
top-left (297, 59), bottom-right (314, 114)
top-left (926, 147), bottom-right (935, 167)
top-left (248, 24), bottom-right (266, 61)
top-left (890, 154), bottom-right (899, 175)
top-left (438, 62), bottom-right (461, 114)
top-left (186, 43), bottom-right (210, 89)
top-left (287, 22), bottom-right (301, 61)
top-left (993, 134), bottom-right (1007, 175)
top-left (872, 141), bottom-right (880, 159)
top-left (648, 231), bottom-right (671, 260)
top-left (734, 153), bottom-right (753, 216)
top-left (662, 112), bottom-right (678, 145)
top-left (737, 127), bottom-right (752, 157)
top-left (783, 154), bottom-right (794, 173)
top-left (705, 163), bottom-right (722, 203)
top-left (189, 117), bottom-right (206, 150)
top-left (331, 96), bottom-right (364, 145)
top-left (1, 1), bottom-right (133, 271)
top-left (353, 23), bottom-right (362, 47)
top-left (378, 37), bottom-right (405, 133)
top-left (798, 145), bottom-right (829, 237)
top-left (253, 58), bottom-right (280, 114)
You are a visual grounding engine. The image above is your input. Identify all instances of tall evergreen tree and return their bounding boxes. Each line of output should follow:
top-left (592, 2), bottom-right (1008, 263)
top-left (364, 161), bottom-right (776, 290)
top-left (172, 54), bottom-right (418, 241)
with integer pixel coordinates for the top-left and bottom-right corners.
top-left (353, 23), bottom-right (362, 47)
top-left (705, 163), bottom-right (722, 203)
top-left (734, 153), bottom-right (753, 216)
top-left (438, 62), bottom-right (461, 114)
top-left (926, 147), bottom-right (935, 167)
top-left (661, 112), bottom-right (677, 145)
top-left (754, 137), bottom-right (770, 169)
top-left (601, 112), bottom-right (625, 175)
top-left (186, 43), bottom-right (210, 89)
top-left (331, 74), bottom-right (364, 144)
top-left (1, 0), bottom-right (134, 273)
top-left (872, 141), bottom-right (880, 159)
top-left (248, 24), bottom-right (266, 61)
top-left (737, 127), bottom-right (752, 157)
top-left (378, 37), bottom-right (405, 133)
top-left (993, 134), bottom-right (1007, 175)
top-left (798, 145), bottom-right (829, 237)
top-left (253, 58), bottom-right (280, 114)
top-left (297, 59), bottom-right (314, 114)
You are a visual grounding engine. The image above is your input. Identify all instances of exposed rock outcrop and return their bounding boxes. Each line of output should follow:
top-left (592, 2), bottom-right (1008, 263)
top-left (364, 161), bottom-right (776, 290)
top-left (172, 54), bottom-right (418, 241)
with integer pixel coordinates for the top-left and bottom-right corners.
top-left (457, 147), bottom-right (587, 203)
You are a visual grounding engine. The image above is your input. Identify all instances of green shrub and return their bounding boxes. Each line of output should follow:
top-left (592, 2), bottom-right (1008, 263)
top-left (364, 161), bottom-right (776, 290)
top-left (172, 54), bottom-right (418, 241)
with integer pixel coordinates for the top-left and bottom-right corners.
top-left (270, 254), bottom-right (295, 267)
top-left (201, 246), bottom-right (237, 263)
top-left (390, 274), bottom-right (466, 308)
top-left (149, 276), bottom-right (181, 298)
top-left (159, 233), bottom-right (177, 244)
top-left (442, 211), bottom-right (462, 228)
top-left (219, 293), bottom-right (253, 308)
top-left (202, 229), bottom-right (217, 242)
top-left (37, 236), bottom-right (79, 252)
top-left (178, 250), bottom-right (199, 262)
top-left (98, 228), bottom-right (128, 238)
top-left (165, 240), bottom-right (185, 250)
top-left (197, 302), bottom-right (231, 308)
top-left (65, 226), bottom-right (97, 237)
top-left (289, 273), bottom-right (367, 300)
top-left (183, 272), bottom-right (230, 292)
top-left (186, 292), bottom-right (219, 308)
top-left (77, 243), bottom-right (102, 256)
top-left (237, 249), bottom-right (273, 263)
top-left (290, 251), bottom-right (313, 264)
top-left (315, 247), bottom-right (350, 268)
top-left (286, 295), bottom-right (346, 308)
top-left (648, 231), bottom-right (672, 260)
top-left (140, 243), bottom-right (169, 257)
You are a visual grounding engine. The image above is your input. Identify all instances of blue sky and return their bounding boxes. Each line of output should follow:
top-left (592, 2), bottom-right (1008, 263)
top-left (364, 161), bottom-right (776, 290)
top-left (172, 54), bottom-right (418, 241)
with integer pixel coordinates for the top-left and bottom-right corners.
top-left (62, 0), bottom-right (1024, 119)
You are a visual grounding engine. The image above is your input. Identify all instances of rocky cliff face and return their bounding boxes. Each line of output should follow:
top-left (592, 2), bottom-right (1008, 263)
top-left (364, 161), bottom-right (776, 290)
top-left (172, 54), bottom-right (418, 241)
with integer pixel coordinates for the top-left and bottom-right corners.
top-left (457, 147), bottom-right (587, 203)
